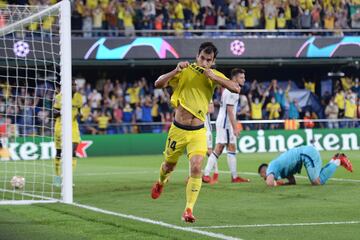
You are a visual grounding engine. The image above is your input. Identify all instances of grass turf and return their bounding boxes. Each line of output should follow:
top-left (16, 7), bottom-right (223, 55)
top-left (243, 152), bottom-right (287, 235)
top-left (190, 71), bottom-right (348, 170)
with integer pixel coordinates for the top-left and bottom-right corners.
top-left (0, 150), bottom-right (359, 240)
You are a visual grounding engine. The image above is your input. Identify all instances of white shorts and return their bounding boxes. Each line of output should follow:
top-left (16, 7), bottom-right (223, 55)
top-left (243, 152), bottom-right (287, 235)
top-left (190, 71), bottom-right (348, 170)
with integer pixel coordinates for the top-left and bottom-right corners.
top-left (0, 138), bottom-right (8, 148)
top-left (206, 130), bottom-right (213, 149)
top-left (215, 127), bottom-right (236, 145)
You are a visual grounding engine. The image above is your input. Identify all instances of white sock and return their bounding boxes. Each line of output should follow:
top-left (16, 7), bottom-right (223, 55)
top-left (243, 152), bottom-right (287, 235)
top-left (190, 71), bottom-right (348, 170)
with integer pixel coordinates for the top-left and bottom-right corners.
top-left (214, 161), bottom-right (218, 174)
top-left (227, 152), bottom-right (237, 178)
top-left (204, 152), bottom-right (218, 176)
top-left (330, 159), bottom-right (341, 166)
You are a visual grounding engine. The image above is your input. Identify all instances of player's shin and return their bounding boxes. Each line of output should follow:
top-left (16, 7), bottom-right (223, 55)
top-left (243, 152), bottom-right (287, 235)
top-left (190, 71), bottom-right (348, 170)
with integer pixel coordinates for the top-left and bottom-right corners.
top-left (159, 162), bottom-right (173, 185)
top-left (55, 157), bottom-right (61, 176)
top-left (185, 177), bottom-right (202, 211)
top-left (227, 152), bottom-right (238, 178)
top-left (319, 161), bottom-right (339, 184)
top-left (204, 152), bottom-right (218, 176)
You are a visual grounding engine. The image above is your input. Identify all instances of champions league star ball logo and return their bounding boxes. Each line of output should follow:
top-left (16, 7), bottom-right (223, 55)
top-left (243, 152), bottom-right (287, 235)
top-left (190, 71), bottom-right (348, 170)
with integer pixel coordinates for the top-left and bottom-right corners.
top-left (13, 41), bottom-right (30, 57)
top-left (230, 40), bottom-right (245, 56)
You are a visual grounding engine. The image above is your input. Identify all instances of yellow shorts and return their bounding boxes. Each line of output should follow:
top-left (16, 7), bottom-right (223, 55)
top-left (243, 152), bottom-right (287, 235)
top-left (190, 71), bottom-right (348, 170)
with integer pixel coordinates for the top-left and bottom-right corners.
top-left (163, 122), bottom-right (207, 164)
top-left (55, 120), bottom-right (81, 149)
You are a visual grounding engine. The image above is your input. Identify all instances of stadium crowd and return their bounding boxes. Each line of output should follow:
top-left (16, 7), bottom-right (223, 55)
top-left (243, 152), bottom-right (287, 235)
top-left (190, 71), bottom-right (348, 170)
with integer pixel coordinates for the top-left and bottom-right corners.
top-left (0, 74), bottom-right (359, 135)
top-left (0, 0), bottom-right (359, 36)
top-left (68, 0), bottom-right (360, 37)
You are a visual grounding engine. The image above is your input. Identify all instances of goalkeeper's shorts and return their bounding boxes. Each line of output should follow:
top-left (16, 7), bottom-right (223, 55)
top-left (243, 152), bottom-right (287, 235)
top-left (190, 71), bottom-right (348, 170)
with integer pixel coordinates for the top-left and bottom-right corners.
top-left (55, 120), bottom-right (81, 149)
top-left (163, 121), bottom-right (207, 164)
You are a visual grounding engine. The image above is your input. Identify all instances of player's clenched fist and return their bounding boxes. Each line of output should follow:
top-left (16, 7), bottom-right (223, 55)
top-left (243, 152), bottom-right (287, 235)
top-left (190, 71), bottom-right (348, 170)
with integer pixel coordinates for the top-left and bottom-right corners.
top-left (203, 68), bottom-right (216, 79)
top-left (175, 61), bottom-right (190, 72)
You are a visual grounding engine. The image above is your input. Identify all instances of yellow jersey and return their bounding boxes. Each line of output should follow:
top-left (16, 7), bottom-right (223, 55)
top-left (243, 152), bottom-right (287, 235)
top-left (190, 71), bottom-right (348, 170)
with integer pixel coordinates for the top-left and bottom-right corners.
top-left (265, 16), bottom-right (276, 30)
top-left (341, 77), bottom-right (353, 91)
top-left (345, 100), bottom-right (356, 118)
top-left (97, 115), bottom-right (110, 129)
top-left (175, 3), bottom-right (184, 20)
top-left (54, 92), bottom-right (83, 122)
top-left (334, 92), bottom-right (345, 110)
top-left (251, 103), bottom-right (263, 119)
top-left (305, 82), bottom-right (315, 93)
top-left (81, 105), bottom-right (91, 121)
top-left (151, 103), bottom-right (159, 117)
top-left (168, 63), bottom-right (228, 122)
top-left (43, 16), bottom-right (55, 31)
top-left (126, 87), bottom-right (140, 104)
top-left (266, 102), bottom-right (280, 119)
top-left (277, 17), bottom-right (286, 29)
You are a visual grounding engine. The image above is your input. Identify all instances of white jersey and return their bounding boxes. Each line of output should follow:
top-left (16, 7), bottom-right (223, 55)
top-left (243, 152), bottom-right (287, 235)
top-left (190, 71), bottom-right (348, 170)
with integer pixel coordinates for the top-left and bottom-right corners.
top-left (205, 114), bottom-right (213, 148)
top-left (216, 88), bottom-right (239, 130)
top-left (204, 113), bottom-right (212, 132)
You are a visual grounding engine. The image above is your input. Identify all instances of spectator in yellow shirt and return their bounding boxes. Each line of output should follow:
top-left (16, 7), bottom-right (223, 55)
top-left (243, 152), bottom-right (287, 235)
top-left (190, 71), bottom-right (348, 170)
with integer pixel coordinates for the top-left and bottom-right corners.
top-left (80, 103), bottom-right (91, 122)
top-left (249, 93), bottom-right (266, 129)
top-left (341, 77), bottom-right (353, 91)
top-left (96, 111), bottom-right (112, 134)
top-left (344, 96), bottom-right (356, 128)
top-left (123, 3), bottom-right (135, 37)
top-left (174, 0), bottom-right (184, 20)
top-left (266, 97), bottom-right (281, 129)
top-left (334, 90), bottom-right (345, 118)
top-left (303, 78), bottom-right (315, 93)
top-left (265, 13), bottom-right (276, 30)
top-left (86, 0), bottom-right (98, 10)
top-left (126, 82), bottom-right (141, 108)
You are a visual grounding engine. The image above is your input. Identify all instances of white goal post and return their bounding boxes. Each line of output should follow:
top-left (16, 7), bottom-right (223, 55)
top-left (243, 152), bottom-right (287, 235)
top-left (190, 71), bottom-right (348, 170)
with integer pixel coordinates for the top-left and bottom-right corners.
top-left (0, 0), bottom-right (72, 204)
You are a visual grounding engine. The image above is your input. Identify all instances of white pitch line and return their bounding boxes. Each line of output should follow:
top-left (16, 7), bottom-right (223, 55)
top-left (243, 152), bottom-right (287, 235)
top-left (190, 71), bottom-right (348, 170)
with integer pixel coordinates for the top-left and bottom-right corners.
top-left (189, 221), bottom-right (360, 229)
top-left (236, 171), bottom-right (360, 183)
top-left (76, 170), bottom-right (360, 183)
top-left (73, 203), bottom-right (242, 240)
top-left (76, 171), bottom-right (158, 176)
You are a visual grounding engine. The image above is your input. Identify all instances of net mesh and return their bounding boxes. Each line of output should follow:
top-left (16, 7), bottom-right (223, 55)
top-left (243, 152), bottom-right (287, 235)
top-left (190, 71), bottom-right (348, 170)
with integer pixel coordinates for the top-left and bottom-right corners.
top-left (0, 3), bottom-right (62, 202)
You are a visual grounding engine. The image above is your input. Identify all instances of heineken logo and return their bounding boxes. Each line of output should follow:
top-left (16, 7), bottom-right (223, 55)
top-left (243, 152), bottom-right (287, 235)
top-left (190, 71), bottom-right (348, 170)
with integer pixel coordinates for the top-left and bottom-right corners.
top-left (3, 141), bottom-right (93, 161)
top-left (238, 129), bottom-right (360, 153)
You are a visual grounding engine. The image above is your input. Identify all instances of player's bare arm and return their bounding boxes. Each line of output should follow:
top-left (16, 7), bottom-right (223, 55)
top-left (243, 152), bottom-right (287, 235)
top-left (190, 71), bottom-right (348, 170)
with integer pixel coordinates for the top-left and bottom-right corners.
top-left (265, 174), bottom-right (277, 187)
top-left (204, 68), bottom-right (241, 93)
top-left (226, 105), bottom-right (240, 137)
top-left (154, 61), bottom-right (189, 88)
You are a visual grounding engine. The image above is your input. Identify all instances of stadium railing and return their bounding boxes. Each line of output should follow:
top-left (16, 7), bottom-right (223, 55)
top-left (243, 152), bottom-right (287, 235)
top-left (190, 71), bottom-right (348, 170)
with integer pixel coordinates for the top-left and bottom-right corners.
top-left (78, 118), bottom-right (360, 134)
top-left (71, 29), bottom-right (360, 37)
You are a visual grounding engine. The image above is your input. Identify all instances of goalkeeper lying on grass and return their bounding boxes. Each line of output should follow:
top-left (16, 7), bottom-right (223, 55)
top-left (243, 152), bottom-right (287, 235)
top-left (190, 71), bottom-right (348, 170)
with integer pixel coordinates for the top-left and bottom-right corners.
top-left (258, 145), bottom-right (353, 186)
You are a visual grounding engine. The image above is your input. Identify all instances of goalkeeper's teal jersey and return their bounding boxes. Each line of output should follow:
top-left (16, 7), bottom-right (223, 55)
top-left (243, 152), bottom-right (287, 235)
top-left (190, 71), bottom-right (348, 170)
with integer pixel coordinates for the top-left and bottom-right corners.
top-left (266, 146), bottom-right (320, 180)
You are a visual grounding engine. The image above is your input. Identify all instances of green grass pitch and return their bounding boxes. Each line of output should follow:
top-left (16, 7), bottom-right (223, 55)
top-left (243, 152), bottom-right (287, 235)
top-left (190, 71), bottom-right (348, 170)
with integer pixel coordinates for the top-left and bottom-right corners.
top-left (0, 150), bottom-right (359, 240)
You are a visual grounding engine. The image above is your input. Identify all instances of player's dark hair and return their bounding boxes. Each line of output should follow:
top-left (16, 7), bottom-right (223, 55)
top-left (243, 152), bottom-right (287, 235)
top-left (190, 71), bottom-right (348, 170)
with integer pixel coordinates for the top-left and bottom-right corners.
top-left (231, 68), bottom-right (245, 78)
top-left (198, 42), bottom-right (218, 59)
top-left (258, 163), bottom-right (268, 174)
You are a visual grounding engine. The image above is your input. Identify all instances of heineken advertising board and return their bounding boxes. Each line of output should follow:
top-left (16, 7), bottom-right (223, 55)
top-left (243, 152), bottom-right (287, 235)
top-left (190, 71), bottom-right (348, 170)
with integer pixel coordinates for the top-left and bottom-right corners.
top-left (1, 128), bottom-right (359, 160)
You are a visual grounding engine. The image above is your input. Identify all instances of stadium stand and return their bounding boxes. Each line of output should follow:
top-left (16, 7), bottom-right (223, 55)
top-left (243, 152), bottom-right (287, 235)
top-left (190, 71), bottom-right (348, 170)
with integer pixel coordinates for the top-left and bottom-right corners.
top-left (1, 74), bottom-right (359, 135)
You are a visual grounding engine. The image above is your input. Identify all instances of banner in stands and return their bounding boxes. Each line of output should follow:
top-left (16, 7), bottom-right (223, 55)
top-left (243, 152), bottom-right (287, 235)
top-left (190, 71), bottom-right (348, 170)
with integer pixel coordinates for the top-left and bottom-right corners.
top-left (1, 128), bottom-right (359, 160)
top-left (1, 37), bottom-right (360, 62)
top-left (76, 36), bottom-right (360, 60)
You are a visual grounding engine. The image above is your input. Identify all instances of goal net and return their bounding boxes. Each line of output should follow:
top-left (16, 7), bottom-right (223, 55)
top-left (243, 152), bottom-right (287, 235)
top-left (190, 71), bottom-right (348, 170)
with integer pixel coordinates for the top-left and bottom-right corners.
top-left (0, 0), bottom-right (72, 204)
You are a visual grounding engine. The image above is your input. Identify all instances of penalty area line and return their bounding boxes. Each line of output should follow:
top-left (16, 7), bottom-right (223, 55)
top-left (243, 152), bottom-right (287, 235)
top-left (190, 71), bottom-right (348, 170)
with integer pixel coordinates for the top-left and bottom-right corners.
top-left (189, 221), bottom-right (360, 229)
top-left (72, 202), bottom-right (242, 240)
top-left (76, 170), bottom-right (360, 183)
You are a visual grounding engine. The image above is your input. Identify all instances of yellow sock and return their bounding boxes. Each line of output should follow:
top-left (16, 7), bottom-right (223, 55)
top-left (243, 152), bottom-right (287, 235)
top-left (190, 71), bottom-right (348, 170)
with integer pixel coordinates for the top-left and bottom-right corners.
top-left (185, 177), bottom-right (202, 211)
top-left (72, 158), bottom-right (77, 172)
top-left (159, 163), bottom-right (171, 185)
top-left (55, 158), bottom-right (61, 176)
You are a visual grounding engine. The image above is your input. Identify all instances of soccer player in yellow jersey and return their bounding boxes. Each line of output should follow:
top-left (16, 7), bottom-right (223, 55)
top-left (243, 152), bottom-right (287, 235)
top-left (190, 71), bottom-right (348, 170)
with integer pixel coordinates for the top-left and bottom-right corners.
top-left (151, 42), bottom-right (241, 223)
top-left (53, 82), bottom-right (83, 187)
